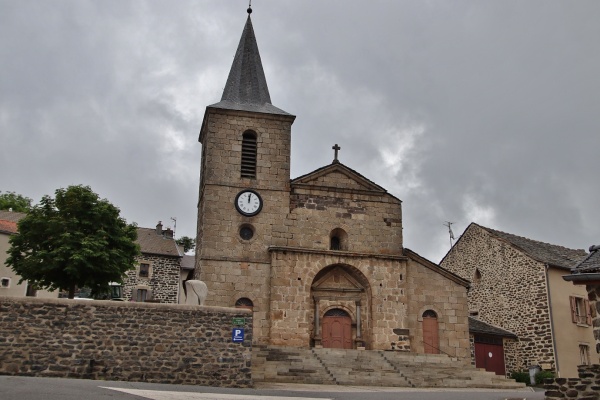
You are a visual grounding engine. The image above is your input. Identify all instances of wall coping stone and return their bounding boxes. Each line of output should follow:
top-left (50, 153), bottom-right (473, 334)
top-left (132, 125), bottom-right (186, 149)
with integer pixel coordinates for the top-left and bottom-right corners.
top-left (268, 246), bottom-right (407, 261)
top-left (0, 295), bottom-right (252, 315)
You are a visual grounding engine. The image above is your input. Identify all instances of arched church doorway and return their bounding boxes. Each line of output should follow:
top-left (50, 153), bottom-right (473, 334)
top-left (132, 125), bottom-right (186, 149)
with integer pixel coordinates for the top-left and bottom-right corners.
top-left (322, 309), bottom-right (352, 349)
top-left (311, 264), bottom-right (371, 349)
top-left (422, 310), bottom-right (439, 354)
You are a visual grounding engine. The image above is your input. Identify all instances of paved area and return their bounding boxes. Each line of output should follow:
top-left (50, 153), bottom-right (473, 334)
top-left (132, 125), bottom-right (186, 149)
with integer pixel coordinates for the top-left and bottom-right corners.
top-left (1, 376), bottom-right (545, 400)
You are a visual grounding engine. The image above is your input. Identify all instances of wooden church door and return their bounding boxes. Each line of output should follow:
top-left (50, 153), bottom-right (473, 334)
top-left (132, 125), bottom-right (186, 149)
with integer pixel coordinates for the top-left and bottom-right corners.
top-left (322, 309), bottom-right (352, 349)
top-left (422, 310), bottom-right (439, 354)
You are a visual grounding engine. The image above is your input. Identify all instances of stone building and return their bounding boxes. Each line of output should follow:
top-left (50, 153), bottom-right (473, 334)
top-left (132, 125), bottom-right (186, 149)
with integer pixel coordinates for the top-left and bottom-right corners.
top-left (563, 244), bottom-right (600, 363)
top-left (0, 210), bottom-right (58, 299)
top-left (440, 223), bottom-right (596, 377)
top-left (467, 317), bottom-right (517, 376)
top-left (123, 221), bottom-right (183, 303)
top-left (194, 11), bottom-right (471, 358)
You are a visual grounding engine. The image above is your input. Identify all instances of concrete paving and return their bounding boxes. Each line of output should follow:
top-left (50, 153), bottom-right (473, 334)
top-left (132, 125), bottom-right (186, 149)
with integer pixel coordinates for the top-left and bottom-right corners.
top-left (1, 375), bottom-right (546, 400)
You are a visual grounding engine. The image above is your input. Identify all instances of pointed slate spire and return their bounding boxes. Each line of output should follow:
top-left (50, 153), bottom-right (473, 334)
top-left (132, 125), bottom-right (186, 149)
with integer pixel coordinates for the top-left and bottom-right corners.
top-left (209, 12), bottom-right (291, 116)
top-left (221, 15), bottom-right (270, 104)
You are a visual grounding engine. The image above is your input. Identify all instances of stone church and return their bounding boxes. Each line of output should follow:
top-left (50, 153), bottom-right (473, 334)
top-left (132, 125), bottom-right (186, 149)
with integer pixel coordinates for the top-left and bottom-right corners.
top-left (194, 10), bottom-right (470, 358)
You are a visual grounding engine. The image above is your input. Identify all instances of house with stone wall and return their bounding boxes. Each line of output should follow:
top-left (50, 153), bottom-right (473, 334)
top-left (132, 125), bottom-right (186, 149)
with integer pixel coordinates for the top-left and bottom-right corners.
top-left (563, 244), bottom-right (600, 363)
top-left (440, 223), bottom-right (595, 378)
top-left (467, 317), bottom-right (518, 376)
top-left (0, 210), bottom-right (58, 299)
top-left (123, 221), bottom-right (183, 304)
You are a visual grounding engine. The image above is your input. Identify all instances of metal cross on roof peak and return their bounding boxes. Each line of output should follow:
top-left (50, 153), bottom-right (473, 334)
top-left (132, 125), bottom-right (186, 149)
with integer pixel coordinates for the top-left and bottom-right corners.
top-left (332, 144), bottom-right (341, 163)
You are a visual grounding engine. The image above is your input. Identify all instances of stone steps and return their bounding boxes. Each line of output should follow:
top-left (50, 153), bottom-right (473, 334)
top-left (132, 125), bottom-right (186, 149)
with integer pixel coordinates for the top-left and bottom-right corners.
top-left (252, 345), bottom-right (525, 389)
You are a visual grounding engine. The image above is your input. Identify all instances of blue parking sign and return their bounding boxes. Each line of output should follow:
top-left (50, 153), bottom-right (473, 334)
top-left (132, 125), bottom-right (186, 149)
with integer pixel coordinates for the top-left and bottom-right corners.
top-left (232, 328), bottom-right (244, 342)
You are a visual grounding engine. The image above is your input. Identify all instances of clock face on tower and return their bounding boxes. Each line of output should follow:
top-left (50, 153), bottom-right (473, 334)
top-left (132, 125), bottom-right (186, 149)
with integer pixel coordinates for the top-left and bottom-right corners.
top-left (235, 190), bottom-right (263, 216)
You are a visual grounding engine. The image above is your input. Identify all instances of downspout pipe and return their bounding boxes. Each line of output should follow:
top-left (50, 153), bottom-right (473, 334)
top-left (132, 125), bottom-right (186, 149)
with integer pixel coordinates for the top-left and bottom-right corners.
top-left (545, 264), bottom-right (560, 377)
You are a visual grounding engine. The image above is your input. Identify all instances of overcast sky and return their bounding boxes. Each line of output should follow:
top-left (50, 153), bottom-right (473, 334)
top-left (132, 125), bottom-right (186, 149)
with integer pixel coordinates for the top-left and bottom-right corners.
top-left (1, 1), bottom-right (598, 262)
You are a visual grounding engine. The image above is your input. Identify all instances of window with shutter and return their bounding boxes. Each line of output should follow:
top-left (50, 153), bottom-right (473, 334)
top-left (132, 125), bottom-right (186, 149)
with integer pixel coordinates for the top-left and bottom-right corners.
top-left (241, 131), bottom-right (257, 178)
top-left (584, 299), bottom-right (592, 325)
top-left (570, 296), bottom-right (577, 323)
top-left (570, 296), bottom-right (590, 325)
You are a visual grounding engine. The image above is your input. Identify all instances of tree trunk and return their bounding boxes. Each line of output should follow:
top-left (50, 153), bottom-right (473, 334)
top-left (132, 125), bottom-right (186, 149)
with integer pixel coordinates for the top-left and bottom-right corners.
top-left (68, 284), bottom-right (76, 299)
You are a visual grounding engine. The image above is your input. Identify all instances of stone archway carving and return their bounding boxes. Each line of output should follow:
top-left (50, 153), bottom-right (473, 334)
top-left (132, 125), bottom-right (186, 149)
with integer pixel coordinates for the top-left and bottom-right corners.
top-left (311, 264), bottom-right (371, 349)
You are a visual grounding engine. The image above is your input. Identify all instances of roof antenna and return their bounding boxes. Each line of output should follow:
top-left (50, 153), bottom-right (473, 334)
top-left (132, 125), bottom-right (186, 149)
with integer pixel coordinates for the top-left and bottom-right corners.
top-left (247, 0), bottom-right (252, 14)
top-left (170, 217), bottom-right (177, 239)
top-left (443, 221), bottom-right (455, 248)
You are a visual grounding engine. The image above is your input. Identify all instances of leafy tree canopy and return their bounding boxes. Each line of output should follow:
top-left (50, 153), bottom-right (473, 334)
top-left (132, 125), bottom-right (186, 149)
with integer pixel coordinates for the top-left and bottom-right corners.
top-left (6, 185), bottom-right (140, 298)
top-left (176, 236), bottom-right (195, 253)
top-left (0, 191), bottom-right (33, 212)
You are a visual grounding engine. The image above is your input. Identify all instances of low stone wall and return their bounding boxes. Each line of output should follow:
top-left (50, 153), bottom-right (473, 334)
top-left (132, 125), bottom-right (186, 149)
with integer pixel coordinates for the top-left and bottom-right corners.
top-left (0, 296), bottom-right (252, 387)
top-left (545, 365), bottom-right (600, 400)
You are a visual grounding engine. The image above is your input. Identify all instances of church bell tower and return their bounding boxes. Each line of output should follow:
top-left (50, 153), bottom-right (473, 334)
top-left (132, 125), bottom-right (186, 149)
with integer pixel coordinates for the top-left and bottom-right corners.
top-left (195, 7), bottom-right (295, 341)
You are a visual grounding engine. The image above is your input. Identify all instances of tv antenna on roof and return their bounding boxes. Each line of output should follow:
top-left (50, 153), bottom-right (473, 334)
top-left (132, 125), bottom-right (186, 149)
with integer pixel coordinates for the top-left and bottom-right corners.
top-left (443, 221), bottom-right (455, 249)
top-left (170, 217), bottom-right (177, 239)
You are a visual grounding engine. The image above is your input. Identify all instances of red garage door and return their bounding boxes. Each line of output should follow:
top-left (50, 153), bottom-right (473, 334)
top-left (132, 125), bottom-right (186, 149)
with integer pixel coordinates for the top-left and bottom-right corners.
top-left (474, 336), bottom-right (506, 375)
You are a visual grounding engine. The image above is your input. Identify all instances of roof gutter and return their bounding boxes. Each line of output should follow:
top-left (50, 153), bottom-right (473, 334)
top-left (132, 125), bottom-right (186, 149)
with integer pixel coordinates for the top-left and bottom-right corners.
top-left (563, 273), bottom-right (600, 283)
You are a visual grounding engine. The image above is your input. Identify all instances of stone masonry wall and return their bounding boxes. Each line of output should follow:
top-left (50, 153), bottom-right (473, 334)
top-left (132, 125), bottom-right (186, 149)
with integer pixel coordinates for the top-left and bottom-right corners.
top-left (196, 109), bottom-right (293, 345)
top-left (196, 109), bottom-right (292, 264)
top-left (545, 364), bottom-right (600, 400)
top-left (123, 254), bottom-right (181, 303)
top-left (587, 284), bottom-right (600, 361)
top-left (269, 249), bottom-right (471, 360)
top-left (0, 296), bottom-right (252, 387)
top-left (441, 224), bottom-right (554, 373)
top-left (286, 186), bottom-right (403, 255)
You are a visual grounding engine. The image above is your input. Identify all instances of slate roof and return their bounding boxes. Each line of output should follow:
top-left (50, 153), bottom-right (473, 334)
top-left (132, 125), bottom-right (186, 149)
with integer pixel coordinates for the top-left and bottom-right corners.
top-left (0, 210), bottom-right (25, 234)
top-left (136, 228), bottom-right (182, 258)
top-left (0, 210), bottom-right (26, 223)
top-left (476, 224), bottom-right (587, 270)
top-left (469, 317), bottom-right (518, 339)
top-left (571, 245), bottom-right (600, 274)
top-left (181, 254), bottom-right (195, 271)
top-left (209, 14), bottom-right (291, 117)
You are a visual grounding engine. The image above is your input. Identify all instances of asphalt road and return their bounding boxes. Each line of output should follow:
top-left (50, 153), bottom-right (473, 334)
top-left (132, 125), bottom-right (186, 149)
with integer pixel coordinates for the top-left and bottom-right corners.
top-left (0, 376), bottom-right (545, 400)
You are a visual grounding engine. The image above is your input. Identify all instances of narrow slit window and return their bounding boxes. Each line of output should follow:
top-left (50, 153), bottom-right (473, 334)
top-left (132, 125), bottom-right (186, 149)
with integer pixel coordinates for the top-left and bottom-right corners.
top-left (241, 131), bottom-right (257, 178)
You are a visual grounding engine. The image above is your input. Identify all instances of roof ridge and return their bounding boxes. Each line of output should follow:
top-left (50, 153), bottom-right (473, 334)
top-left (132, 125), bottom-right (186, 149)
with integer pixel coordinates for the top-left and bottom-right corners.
top-left (481, 224), bottom-right (584, 252)
top-left (474, 223), bottom-right (587, 268)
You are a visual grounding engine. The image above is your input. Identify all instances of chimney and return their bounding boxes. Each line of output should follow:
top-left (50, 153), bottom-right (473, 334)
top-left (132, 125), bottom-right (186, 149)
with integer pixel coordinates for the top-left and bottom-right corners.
top-left (156, 221), bottom-right (163, 235)
top-left (164, 228), bottom-right (174, 239)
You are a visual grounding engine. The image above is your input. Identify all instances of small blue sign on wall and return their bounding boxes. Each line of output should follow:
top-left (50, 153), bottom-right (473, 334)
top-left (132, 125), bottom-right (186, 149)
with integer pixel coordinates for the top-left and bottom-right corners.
top-left (232, 328), bottom-right (244, 343)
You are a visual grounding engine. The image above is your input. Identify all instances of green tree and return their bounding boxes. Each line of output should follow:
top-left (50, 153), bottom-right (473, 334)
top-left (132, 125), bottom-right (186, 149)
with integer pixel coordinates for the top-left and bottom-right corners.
top-left (176, 236), bottom-right (195, 253)
top-left (0, 191), bottom-right (33, 212)
top-left (6, 185), bottom-right (139, 298)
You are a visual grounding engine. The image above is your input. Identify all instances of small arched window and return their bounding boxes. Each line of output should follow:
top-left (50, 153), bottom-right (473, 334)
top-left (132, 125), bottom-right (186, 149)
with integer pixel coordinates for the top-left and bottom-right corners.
top-left (235, 297), bottom-right (254, 311)
top-left (330, 236), bottom-right (340, 250)
top-left (330, 228), bottom-right (348, 251)
top-left (241, 131), bottom-right (257, 178)
top-left (422, 310), bottom-right (437, 318)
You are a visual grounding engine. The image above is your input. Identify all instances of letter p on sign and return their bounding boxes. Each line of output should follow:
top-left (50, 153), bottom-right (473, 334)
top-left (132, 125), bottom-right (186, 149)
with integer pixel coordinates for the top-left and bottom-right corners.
top-left (232, 328), bottom-right (245, 342)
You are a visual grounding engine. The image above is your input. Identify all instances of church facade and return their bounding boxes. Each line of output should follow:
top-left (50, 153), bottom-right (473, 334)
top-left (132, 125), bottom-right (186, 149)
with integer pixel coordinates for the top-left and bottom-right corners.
top-left (194, 11), bottom-right (470, 358)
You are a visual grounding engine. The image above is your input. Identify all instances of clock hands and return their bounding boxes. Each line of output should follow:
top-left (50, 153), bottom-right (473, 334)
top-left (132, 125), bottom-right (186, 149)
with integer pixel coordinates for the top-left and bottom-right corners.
top-left (248, 193), bottom-right (251, 203)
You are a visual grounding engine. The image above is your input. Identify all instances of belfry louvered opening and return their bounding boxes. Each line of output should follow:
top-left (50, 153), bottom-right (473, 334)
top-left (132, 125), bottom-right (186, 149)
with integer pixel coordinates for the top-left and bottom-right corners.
top-left (241, 130), bottom-right (257, 178)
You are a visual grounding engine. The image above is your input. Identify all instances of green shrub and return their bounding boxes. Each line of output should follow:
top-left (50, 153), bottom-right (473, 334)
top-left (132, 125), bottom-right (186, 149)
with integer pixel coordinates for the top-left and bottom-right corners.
top-left (510, 371), bottom-right (530, 385)
top-left (535, 370), bottom-right (554, 385)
